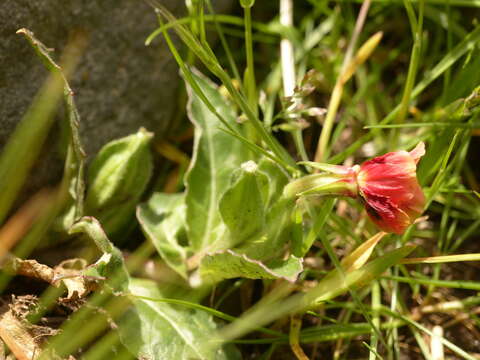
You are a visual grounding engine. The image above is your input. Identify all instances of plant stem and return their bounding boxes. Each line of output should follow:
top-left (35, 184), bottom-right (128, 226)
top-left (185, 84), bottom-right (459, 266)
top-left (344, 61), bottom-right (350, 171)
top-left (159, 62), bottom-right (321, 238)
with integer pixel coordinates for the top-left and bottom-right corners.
top-left (280, 0), bottom-right (309, 162)
top-left (314, 0), bottom-right (371, 162)
top-left (395, 0), bottom-right (425, 125)
top-left (205, 0), bottom-right (241, 81)
top-left (244, 4), bottom-right (257, 114)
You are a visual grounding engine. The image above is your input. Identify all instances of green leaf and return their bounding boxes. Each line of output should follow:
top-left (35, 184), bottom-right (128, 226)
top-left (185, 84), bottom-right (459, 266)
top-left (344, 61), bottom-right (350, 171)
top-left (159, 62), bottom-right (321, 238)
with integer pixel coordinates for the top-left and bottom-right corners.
top-left (200, 250), bottom-right (302, 283)
top-left (118, 278), bottom-right (238, 360)
top-left (238, 197), bottom-right (296, 260)
top-left (184, 70), bottom-right (249, 252)
top-left (340, 232), bottom-right (386, 272)
top-left (137, 193), bottom-right (188, 278)
top-left (219, 161), bottom-right (266, 246)
top-left (68, 216), bottom-right (129, 292)
top-left (307, 245), bottom-right (416, 304)
top-left (85, 128), bottom-right (153, 241)
top-left (257, 156), bottom-right (290, 209)
top-left (199, 193), bottom-right (298, 283)
top-left (291, 198), bottom-right (335, 258)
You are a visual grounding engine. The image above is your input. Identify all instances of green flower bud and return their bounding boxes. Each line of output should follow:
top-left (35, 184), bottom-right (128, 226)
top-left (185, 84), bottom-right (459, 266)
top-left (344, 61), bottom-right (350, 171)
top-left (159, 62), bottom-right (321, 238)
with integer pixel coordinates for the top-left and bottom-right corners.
top-left (85, 128), bottom-right (153, 242)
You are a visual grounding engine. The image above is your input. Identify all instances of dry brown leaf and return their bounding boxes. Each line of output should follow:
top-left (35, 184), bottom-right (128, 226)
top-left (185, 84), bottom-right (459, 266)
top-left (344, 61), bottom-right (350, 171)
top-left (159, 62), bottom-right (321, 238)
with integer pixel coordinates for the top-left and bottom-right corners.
top-left (0, 305), bottom-right (42, 360)
top-left (1, 255), bottom-right (99, 301)
top-left (1, 255), bottom-right (54, 283)
top-left (53, 258), bottom-right (95, 300)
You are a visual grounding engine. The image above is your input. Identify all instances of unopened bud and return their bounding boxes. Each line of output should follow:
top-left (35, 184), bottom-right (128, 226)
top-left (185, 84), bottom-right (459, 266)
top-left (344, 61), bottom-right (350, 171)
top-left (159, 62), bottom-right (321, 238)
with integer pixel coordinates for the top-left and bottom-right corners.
top-left (85, 128), bottom-right (153, 242)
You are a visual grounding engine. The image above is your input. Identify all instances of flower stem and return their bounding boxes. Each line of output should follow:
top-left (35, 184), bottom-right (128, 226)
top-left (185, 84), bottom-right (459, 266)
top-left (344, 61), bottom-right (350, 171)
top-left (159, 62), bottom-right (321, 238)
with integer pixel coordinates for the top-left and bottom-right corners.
top-left (243, 3), bottom-right (257, 115)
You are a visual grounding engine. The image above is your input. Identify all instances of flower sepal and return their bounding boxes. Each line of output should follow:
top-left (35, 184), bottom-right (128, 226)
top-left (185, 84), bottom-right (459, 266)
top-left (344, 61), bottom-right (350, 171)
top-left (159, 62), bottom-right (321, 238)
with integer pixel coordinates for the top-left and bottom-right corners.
top-left (283, 171), bottom-right (358, 199)
top-left (297, 161), bottom-right (357, 175)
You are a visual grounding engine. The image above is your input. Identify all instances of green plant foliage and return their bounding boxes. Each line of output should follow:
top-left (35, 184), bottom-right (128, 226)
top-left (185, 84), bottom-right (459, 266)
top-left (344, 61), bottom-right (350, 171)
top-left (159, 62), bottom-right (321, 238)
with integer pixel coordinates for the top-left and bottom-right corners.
top-left (184, 71), bottom-right (250, 252)
top-left (118, 279), bottom-right (239, 360)
top-left (310, 245), bottom-right (416, 304)
top-left (137, 193), bottom-right (188, 278)
top-left (137, 69), bottom-right (301, 284)
top-left (257, 157), bottom-right (290, 209)
top-left (5, 2), bottom-right (480, 358)
top-left (200, 250), bottom-right (302, 283)
top-left (219, 161), bottom-right (266, 246)
top-left (85, 128), bottom-right (153, 241)
top-left (239, 0), bottom-right (255, 8)
top-left (68, 216), bottom-right (129, 292)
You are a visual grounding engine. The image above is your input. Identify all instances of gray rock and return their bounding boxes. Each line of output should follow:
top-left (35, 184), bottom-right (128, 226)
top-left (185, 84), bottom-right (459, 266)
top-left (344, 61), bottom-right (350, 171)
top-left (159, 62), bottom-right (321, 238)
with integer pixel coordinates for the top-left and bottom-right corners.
top-left (0, 0), bottom-right (230, 192)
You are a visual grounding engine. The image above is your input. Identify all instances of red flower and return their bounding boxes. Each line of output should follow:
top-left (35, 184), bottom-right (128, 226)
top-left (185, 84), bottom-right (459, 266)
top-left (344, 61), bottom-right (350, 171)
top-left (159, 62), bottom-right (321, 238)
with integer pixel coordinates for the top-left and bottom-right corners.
top-left (356, 142), bottom-right (425, 234)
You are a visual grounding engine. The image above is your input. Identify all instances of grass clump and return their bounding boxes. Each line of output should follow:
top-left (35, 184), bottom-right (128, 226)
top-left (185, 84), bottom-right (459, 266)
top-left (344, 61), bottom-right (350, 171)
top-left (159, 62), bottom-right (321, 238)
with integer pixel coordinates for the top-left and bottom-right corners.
top-left (1, 1), bottom-right (480, 359)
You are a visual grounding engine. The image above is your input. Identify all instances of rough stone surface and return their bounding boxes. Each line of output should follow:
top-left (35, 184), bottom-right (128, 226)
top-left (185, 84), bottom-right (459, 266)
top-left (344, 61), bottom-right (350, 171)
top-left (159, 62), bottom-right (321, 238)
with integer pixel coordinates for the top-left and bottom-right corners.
top-left (0, 1), bottom-right (230, 192)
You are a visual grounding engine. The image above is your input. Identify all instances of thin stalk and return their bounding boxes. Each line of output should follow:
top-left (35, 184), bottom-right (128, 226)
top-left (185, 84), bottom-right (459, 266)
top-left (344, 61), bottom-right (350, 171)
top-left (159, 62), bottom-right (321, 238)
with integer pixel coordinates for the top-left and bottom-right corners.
top-left (280, 0), bottom-right (309, 162)
top-left (130, 294), bottom-right (284, 337)
top-left (329, 24), bottom-right (480, 165)
top-left (304, 202), bottom-right (386, 349)
top-left (151, 3), bottom-right (298, 170)
top-left (387, 266), bottom-right (400, 360)
top-left (441, 0), bottom-right (453, 103)
top-left (289, 315), bottom-right (309, 359)
top-left (145, 14), bottom-right (281, 46)
top-left (401, 253), bottom-right (480, 264)
top-left (243, 3), bottom-right (257, 114)
top-left (385, 276), bottom-right (480, 291)
top-left (368, 281), bottom-right (381, 360)
top-left (395, 0), bottom-right (425, 125)
top-left (205, 0), bottom-right (241, 81)
top-left (197, 0), bottom-right (207, 46)
top-left (314, 0), bottom-right (371, 162)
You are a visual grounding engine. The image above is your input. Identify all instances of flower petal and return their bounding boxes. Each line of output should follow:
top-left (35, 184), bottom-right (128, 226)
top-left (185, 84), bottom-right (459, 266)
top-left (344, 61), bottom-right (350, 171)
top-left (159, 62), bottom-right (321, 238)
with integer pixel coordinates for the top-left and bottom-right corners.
top-left (409, 142), bottom-right (425, 164)
top-left (358, 151), bottom-right (418, 205)
top-left (361, 190), bottom-right (411, 234)
top-left (357, 143), bottom-right (426, 234)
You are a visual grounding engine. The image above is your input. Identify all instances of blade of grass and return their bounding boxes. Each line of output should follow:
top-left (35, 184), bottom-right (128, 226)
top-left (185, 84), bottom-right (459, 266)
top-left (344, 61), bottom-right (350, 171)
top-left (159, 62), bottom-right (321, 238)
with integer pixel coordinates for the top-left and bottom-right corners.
top-left (205, 0), bottom-right (241, 82)
top-left (365, 122), bottom-right (480, 128)
top-left (313, 0), bottom-right (372, 162)
top-left (368, 281), bottom-right (381, 360)
top-left (148, 1), bottom-right (298, 170)
top-left (335, 0), bottom-right (480, 6)
top-left (0, 33), bottom-right (81, 225)
top-left (217, 245), bottom-right (415, 346)
top-left (145, 14), bottom-right (292, 46)
top-left (289, 315), bottom-right (309, 360)
top-left (242, 0), bottom-right (258, 115)
top-left (385, 275), bottom-right (480, 291)
top-left (395, 0), bottom-right (424, 125)
top-left (400, 253), bottom-right (480, 264)
top-left (329, 24), bottom-right (480, 164)
top-left (230, 320), bottom-right (406, 345)
top-left (381, 307), bottom-right (477, 360)
top-left (155, 13), bottom-right (292, 171)
top-left (305, 202), bottom-right (387, 349)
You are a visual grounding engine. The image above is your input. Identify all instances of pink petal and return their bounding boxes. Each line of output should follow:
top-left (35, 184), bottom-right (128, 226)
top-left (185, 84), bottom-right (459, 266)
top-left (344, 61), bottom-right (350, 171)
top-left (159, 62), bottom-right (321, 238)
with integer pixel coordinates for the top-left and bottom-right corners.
top-left (357, 143), bottom-right (426, 234)
top-left (409, 142), bottom-right (425, 164)
top-left (361, 190), bottom-right (411, 234)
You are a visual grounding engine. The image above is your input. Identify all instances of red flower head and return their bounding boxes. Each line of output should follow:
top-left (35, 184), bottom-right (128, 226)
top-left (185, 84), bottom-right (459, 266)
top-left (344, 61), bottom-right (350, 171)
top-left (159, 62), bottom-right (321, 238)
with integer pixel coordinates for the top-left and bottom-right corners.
top-left (356, 142), bottom-right (426, 234)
